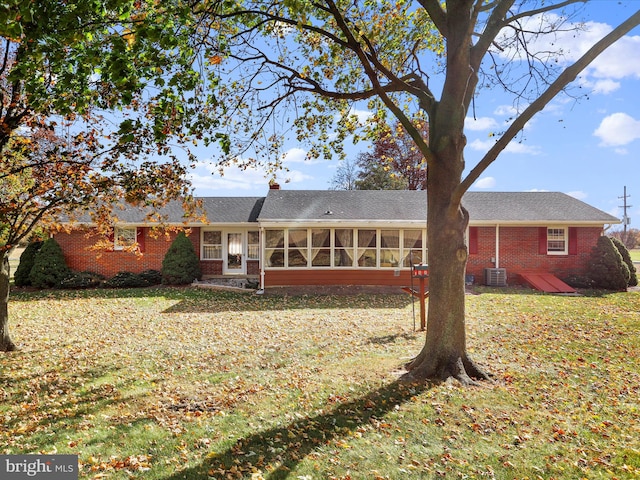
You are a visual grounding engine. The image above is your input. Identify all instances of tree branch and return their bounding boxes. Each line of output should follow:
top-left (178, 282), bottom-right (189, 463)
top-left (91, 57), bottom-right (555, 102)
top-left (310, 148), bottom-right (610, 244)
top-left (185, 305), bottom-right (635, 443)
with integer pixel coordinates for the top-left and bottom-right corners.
top-left (459, 8), bottom-right (640, 196)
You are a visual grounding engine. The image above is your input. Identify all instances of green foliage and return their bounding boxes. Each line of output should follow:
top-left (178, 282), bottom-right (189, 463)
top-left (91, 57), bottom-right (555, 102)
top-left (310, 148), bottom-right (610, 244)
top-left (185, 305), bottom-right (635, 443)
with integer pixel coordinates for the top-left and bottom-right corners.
top-left (59, 271), bottom-right (105, 289)
top-left (28, 239), bottom-right (71, 288)
top-left (161, 232), bottom-right (201, 285)
top-left (589, 236), bottom-right (630, 291)
top-left (104, 272), bottom-right (150, 289)
top-left (611, 237), bottom-right (638, 287)
top-left (139, 269), bottom-right (163, 286)
top-left (13, 241), bottom-right (42, 287)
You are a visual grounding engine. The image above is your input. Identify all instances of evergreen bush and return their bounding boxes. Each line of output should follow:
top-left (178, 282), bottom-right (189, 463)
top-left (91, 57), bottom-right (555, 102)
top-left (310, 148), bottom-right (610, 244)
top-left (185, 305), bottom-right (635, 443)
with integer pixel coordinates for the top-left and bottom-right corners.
top-left (139, 269), bottom-right (163, 285)
top-left (589, 236), bottom-right (630, 291)
top-left (60, 271), bottom-right (105, 289)
top-left (13, 241), bottom-right (43, 287)
top-left (29, 238), bottom-right (71, 288)
top-left (161, 232), bottom-right (201, 285)
top-left (611, 237), bottom-right (638, 287)
top-left (104, 271), bottom-right (149, 288)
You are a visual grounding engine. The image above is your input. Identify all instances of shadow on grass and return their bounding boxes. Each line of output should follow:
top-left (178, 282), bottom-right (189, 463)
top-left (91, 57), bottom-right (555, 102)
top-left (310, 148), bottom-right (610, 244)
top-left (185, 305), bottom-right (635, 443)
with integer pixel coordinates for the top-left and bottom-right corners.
top-left (163, 379), bottom-right (430, 480)
top-left (0, 363), bottom-right (152, 453)
top-left (10, 286), bottom-right (414, 313)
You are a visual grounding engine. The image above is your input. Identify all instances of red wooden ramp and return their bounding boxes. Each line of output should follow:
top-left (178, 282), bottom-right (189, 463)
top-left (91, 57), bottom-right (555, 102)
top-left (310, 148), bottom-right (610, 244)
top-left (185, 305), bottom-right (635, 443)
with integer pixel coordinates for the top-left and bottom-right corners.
top-left (520, 272), bottom-right (576, 293)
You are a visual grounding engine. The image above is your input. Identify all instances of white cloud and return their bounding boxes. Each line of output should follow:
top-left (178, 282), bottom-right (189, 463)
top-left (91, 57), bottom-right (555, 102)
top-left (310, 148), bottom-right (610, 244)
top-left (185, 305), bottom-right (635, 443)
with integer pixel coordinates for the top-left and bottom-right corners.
top-left (281, 147), bottom-right (308, 164)
top-left (494, 105), bottom-right (519, 116)
top-left (469, 138), bottom-right (541, 155)
top-left (594, 112), bottom-right (640, 146)
top-left (465, 116), bottom-right (498, 131)
top-left (475, 176), bottom-right (496, 188)
top-left (493, 15), bottom-right (640, 93)
top-left (566, 190), bottom-right (587, 200)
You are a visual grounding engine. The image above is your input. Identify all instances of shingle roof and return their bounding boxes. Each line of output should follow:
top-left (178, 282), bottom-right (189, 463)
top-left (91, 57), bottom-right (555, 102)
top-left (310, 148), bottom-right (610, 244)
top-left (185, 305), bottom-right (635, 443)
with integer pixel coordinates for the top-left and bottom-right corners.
top-left (258, 190), bottom-right (428, 221)
top-left (67, 191), bottom-right (619, 225)
top-left (463, 192), bottom-right (620, 223)
top-left (258, 190), bottom-right (620, 224)
top-left (71, 197), bottom-right (264, 224)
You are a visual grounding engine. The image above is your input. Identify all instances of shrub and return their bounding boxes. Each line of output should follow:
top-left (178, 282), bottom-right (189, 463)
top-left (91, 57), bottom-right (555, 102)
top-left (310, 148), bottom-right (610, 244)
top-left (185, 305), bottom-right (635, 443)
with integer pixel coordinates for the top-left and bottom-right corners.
top-left (139, 269), bottom-right (163, 286)
top-left (13, 241), bottom-right (43, 287)
top-left (104, 271), bottom-right (150, 288)
top-left (60, 271), bottom-right (105, 289)
top-left (29, 239), bottom-right (71, 288)
top-left (161, 232), bottom-right (201, 285)
top-left (589, 236), bottom-right (630, 291)
top-left (611, 237), bottom-right (638, 287)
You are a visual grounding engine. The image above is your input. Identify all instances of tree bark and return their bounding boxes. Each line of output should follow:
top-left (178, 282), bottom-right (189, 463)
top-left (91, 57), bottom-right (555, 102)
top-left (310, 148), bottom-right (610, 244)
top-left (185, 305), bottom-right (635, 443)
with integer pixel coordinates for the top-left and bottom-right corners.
top-left (1, 251), bottom-right (17, 352)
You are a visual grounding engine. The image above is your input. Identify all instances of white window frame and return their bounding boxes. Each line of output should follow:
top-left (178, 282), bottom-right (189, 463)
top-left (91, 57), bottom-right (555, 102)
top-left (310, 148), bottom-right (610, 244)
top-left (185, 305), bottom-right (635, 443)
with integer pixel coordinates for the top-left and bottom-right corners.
top-left (114, 226), bottom-right (137, 251)
top-left (547, 227), bottom-right (568, 255)
top-left (202, 230), bottom-right (223, 260)
top-left (263, 228), bottom-right (427, 269)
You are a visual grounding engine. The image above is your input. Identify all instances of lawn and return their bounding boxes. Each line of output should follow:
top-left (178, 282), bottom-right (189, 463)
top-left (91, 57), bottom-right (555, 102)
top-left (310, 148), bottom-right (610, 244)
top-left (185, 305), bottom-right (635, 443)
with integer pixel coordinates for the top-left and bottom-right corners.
top-left (630, 248), bottom-right (640, 263)
top-left (1, 286), bottom-right (639, 479)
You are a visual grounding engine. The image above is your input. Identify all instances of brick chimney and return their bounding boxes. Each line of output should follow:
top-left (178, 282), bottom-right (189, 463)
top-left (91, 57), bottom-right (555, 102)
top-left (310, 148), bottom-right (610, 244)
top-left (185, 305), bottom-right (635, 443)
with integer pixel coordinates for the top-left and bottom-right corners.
top-left (269, 181), bottom-right (280, 190)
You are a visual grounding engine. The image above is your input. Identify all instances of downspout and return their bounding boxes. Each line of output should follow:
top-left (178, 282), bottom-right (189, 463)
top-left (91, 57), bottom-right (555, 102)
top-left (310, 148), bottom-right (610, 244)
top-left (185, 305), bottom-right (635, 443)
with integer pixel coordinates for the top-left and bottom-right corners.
top-left (259, 226), bottom-right (265, 291)
top-left (495, 224), bottom-right (500, 269)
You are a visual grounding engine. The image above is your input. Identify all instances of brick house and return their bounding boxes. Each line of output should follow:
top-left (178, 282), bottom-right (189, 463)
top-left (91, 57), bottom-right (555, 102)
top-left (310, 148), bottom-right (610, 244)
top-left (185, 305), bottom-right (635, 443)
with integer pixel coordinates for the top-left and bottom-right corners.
top-left (54, 189), bottom-right (620, 288)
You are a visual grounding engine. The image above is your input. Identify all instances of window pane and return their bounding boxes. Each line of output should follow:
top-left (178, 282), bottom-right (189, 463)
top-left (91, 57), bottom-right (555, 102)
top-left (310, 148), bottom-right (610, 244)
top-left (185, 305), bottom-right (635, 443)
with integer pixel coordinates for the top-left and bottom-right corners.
top-left (404, 230), bottom-right (422, 248)
top-left (266, 230), bottom-right (284, 248)
top-left (312, 229), bottom-right (330, 247)
top-left (334, 229), bottom-right (354, 267)
top-left (266, 249), bottom-right (284, 267)
top-left (203, 245), bottom-right (222, 259)
top-left (115, 227), bottom-right (136, 249)
top-left (248, 231), bottom-right (260, 244)
top-left (203, 230), bottom-right (221, 245)
top-left (381, 230), bottom-right (399, 248)
top-left (247, 231), bottom-right (259, 260)
top-left (288, 229), bottom-right (307, 247)
top-left (547, 228), bottom-right (566, 252)
top-left (358, 229), bottom-right (376, 248)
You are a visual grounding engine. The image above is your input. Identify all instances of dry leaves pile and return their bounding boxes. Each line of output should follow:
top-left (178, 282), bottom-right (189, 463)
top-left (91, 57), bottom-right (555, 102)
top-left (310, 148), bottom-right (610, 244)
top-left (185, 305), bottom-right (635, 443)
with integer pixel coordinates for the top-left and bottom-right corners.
top-left (1, 287), bottom-right (639, 479)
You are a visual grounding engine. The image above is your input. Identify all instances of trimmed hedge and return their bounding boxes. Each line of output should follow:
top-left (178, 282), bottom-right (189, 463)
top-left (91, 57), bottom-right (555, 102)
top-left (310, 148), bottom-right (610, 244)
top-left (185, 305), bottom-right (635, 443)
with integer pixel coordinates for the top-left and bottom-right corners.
top-left (611, 237), bottom-right (638, 287)
top-left (589, 236), bottom-right (630, 291)
top-left (29, 239), bottom-right (71, 288)
top-left (13, 241), bottom-right (43, 287)
top-left (161, 232), bottom-right (201, 285)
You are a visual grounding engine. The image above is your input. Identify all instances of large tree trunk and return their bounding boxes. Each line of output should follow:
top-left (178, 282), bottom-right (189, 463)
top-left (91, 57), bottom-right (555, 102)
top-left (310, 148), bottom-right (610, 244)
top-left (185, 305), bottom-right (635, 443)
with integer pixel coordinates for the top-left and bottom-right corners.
top-left (403, 154), bottom-right (488, 384)
top-left (1, 251), bottom-right (17, 352)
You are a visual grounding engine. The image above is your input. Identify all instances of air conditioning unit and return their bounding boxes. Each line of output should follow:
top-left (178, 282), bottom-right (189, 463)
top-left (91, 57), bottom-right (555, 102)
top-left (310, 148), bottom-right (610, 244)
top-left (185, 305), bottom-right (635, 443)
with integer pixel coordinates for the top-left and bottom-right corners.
top-left (484, 268), bottom-right (507, 287)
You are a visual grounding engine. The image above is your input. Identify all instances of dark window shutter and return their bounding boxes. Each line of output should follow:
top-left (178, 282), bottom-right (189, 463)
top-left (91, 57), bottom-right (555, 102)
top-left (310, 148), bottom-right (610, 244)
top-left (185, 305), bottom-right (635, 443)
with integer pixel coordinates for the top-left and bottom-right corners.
top-left (137, 227), bottom-right (146, 253)
top-left (568, 227), bottom-right (578, 255)
top-left (538, 227), bottom-right (547, 255)
top-left (468, 227), bottom-right (478, 255)
top-left (107, 230), bottom-right (115, 252)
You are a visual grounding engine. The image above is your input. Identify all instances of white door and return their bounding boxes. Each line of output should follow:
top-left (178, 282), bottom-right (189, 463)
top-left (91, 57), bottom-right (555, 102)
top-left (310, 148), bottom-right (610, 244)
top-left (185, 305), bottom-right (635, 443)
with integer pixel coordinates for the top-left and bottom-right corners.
top-left (224, 232), bottom-right (244, 274)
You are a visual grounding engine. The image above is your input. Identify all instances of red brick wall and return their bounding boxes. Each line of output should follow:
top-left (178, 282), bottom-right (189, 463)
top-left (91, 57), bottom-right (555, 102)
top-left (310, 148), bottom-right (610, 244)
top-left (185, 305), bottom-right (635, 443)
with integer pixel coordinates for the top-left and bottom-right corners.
top-left (467, 226), bottom-right (602, 284)
top-left (55, 227), bottom-right (200, 278)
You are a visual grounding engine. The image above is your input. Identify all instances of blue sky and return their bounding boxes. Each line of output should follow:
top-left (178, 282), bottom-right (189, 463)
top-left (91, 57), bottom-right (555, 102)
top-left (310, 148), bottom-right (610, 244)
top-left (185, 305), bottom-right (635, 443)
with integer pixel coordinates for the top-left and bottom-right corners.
top-left (187, 2), bottom-right (640, 229)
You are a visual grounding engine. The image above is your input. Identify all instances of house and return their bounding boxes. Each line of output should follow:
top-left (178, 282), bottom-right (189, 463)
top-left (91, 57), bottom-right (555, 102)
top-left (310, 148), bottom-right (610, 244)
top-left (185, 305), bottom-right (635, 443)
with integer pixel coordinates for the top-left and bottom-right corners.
top-left (54, 188), bottom-right (620, 288)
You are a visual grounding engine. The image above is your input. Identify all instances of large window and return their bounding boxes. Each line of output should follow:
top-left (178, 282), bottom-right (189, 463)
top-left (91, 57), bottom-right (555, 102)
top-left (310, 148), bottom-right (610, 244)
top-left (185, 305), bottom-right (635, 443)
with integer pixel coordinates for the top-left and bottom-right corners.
top-left (264, 228), bottom-right (427, 268)
top-left (334, 229), bottom-right (354, 267)
top-left (403, 230), bottom-right (424, 266)
top-left (202, 231), bottom-right (222, 259)
top-left (247, 231), bottom-right (260, 260)
top-left (311, 229), bottom-right (331, 266)
top-left (114, 227), bottom-right (137, 250)
top-left (265, 230), bottom-right (285, 267)
top-left (380, 230), bottom-right (400, 267)
top-left (547, 228), bottom-right (567, 254)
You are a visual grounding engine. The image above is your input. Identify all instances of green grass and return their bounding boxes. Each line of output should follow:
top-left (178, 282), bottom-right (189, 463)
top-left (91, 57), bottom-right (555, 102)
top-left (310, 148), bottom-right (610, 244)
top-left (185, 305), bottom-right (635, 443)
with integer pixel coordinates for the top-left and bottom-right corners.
top-left (629, 248), bottom-right (640, 262)
top-left (2, 286), bottom-right (639, 479)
